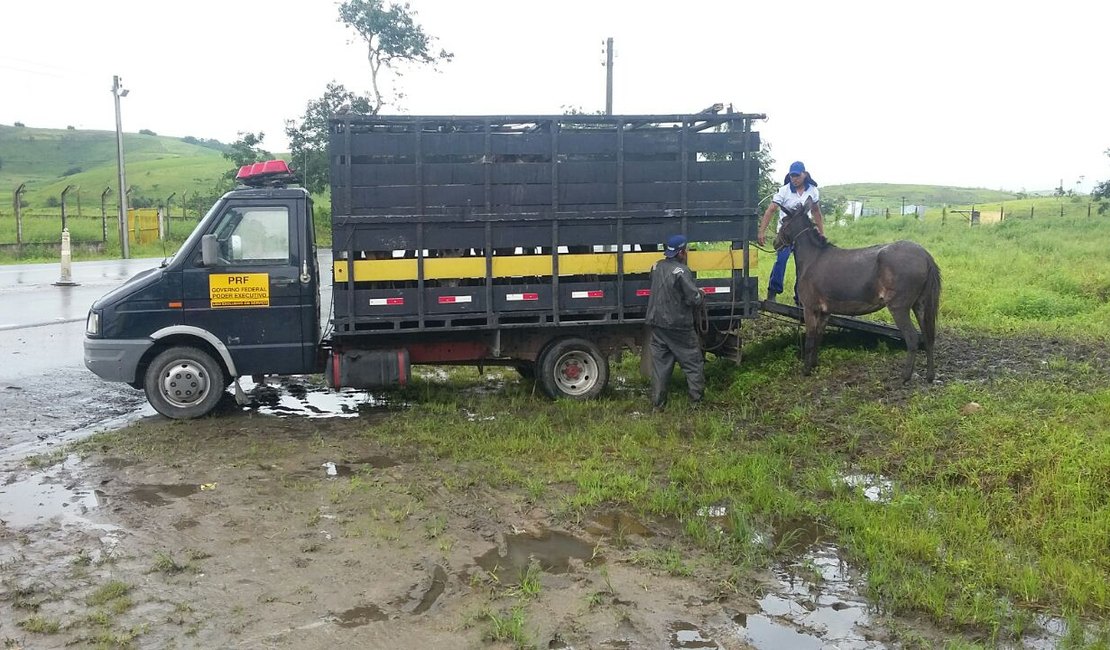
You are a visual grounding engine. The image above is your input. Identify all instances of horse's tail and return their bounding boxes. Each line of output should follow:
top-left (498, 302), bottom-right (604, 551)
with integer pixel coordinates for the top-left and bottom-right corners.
top-left (920, 256), bottom-right (941, 350)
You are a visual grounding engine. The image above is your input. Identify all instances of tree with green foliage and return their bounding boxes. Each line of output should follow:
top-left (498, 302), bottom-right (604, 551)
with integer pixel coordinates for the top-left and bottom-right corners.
top-left (337, 0), bottom-right (453, 113)
top-left (285, 84), bottom-right (373, 195)
top-left (1092, 148), bottom-right (1110, 215)
top-left (222, 132), bottom-right (271, 181)
top-left (284, 2), bottom-right (451, 195)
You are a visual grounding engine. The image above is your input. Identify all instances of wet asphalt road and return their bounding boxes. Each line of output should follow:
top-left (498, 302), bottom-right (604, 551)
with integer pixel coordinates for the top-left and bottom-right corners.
top-left (0, 258), bottom-right (164, 464)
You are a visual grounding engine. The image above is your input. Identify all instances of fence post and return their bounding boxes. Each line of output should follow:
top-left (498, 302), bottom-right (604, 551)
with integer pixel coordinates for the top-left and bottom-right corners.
top-left (1089, 202), bottom-right (1092, 218)
top-left (61, 185), bottom-right (77, 233)
top-left (13, 183), bottom-right (27, 246)
top-left (941, 205), bottom-right (947, 225)
top-left (100, 187), bottom-right (112, 242)
top-left (1030, 205), bottom-right (1034, 219)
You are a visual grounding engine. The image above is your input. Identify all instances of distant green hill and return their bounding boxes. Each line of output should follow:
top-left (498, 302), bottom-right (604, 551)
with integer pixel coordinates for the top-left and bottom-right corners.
top-left (823, 183), bottom-right (1018, 208)
top-left (0, 125), bottom-right (233, 210)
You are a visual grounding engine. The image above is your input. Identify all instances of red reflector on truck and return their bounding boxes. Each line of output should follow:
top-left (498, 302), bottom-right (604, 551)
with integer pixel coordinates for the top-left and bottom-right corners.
top-left (368, 297), bottom-right (404, 306)
top-left (571, 290), bottom-right (604, 299)
top-left (506, 293), bottom-right (539, 301)
top-left (635, 289), bottom-right (651, 297)
top-left (702, 286), bottom-right (730, 294)
top-left (437, 295), bottom-right (473, 304)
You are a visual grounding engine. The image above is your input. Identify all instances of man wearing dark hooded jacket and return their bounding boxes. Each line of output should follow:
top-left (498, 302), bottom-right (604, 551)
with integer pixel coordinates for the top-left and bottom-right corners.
top-left (645, 235), bottom-right (705, 409)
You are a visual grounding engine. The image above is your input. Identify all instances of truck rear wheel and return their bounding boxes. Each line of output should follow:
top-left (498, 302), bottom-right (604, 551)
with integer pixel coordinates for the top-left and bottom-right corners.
top-left (537, 338), bottom-right (608, 400)
top-left (144, 346), bottom-right (225, 419)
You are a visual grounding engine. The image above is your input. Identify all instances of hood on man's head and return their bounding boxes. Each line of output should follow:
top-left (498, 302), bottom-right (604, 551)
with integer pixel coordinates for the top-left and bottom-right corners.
top-left (664, 234), bottom-right (687, 258)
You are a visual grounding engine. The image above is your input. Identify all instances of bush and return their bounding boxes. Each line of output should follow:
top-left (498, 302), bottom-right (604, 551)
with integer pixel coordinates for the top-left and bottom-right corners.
top-left (139, 128), bottom-right (157, 136)
top-left (62, 166), bottom-right (82, 177)
top-left (14, 121), bottom-right (25, 127)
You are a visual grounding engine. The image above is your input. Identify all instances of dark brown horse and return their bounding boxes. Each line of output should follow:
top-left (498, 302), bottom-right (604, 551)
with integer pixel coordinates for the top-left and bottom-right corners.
top-left (773, 199), bottom-right (941, 382)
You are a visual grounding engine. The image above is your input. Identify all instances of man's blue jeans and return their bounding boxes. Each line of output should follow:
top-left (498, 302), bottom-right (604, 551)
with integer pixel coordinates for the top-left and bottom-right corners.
top-left (768, 245), bottom-right (797, 303)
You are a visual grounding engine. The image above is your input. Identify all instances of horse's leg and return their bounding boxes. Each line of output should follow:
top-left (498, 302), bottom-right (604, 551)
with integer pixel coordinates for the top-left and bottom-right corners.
top-left (912, 302), bottom-right (936, 382)
top-left (801, 308), bottom-right (828, 375)
top-left (890, 306), bottom-right (920, 383)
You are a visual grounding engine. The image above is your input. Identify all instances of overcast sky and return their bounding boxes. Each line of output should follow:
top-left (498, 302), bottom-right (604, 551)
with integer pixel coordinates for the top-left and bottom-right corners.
top-left (2, 0), bottom-right (1106, 192)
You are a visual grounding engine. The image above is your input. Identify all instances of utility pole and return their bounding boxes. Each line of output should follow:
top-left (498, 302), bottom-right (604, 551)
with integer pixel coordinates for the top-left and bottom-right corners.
top-left (112, 75), bottom-right (130, 259)
top-left (604, 37), bottom-right (614, 115)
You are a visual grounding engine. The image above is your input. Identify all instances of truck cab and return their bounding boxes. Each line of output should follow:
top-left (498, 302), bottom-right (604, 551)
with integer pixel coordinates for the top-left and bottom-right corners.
top-left (84, 161), bottom-right (321, 418)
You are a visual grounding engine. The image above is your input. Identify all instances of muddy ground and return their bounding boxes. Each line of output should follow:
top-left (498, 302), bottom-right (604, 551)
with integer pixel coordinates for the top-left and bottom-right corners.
top-left (1, 328), bottom-right (1105, 649)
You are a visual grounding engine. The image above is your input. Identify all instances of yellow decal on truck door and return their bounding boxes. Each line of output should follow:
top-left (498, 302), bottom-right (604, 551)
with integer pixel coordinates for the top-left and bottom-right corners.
top-left (209, 273), bottom-right (270, 308)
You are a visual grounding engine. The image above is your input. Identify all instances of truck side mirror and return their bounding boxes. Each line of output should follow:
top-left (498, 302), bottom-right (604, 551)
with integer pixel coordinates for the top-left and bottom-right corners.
top-left (201, 234), bottom-right (218, 266)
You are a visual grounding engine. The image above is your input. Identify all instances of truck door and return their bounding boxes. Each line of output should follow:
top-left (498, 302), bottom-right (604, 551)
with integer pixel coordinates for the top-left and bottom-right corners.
top-left (182, 198), bottom-right (316, 376)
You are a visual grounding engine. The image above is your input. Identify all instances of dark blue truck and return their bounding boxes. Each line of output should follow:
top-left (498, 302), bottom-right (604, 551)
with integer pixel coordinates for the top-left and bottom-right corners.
top-left (84, 112), bottom-right (764, 419)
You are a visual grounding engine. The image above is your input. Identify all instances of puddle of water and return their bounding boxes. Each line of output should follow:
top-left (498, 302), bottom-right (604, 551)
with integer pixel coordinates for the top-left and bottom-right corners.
top-left (584, 510), bottom-right (652, 538)
top-left (415, 368), bottom-right (451, 383)
top-left (842, 473), bottom-right (893, 503)
top-left (669, 621), bottom-right (721, 649)
top-left (727, 515), bottom-right (885, 649)
top-left (772, 516), bottom-right (826, 554)
top-left (462, 408), bottom-right (496, 422)
top-left (412, 565), bottom-right (447, 615)
top-left (0, 456), bottom-right (117, 529)
top-left (731, 612), bottom-right (824, 650)
top-left (315, 455), bottom-right (401, 479)
top-left (124, 483), bottom-right (200, 506)
top-left (476, 529), bottom-right (600, 581)
top-left (239, 377), bottom-right (387, 419)
top-left (333, 604), bottom-right (388, 628)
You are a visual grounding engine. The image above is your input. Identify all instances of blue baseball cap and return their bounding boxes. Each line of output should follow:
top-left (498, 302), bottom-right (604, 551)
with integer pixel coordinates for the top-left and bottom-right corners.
top-left (788, 161), bottom-right (806, 175)
top-left (664, 234), bottom-right (687, 258)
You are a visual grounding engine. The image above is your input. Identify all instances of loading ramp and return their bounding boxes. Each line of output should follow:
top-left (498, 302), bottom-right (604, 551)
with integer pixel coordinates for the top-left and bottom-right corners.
top-left (759, 300), bottom-right (907, 343)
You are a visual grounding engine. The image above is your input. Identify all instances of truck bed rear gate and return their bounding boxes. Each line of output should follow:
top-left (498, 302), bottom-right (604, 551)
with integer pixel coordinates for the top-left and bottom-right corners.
top-left (328, 113), bottom-right (765, 337)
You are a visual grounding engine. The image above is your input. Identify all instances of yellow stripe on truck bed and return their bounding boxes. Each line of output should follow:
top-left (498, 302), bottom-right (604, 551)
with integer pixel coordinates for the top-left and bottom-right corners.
top-left (333, 249), bottom-right (753, 282)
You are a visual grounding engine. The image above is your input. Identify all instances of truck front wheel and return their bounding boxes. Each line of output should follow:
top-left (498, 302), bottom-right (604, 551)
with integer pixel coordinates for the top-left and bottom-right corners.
top-left (144, 346), bottom-right (225, 419)
top-left (537, 338), bottom-right (608, 400)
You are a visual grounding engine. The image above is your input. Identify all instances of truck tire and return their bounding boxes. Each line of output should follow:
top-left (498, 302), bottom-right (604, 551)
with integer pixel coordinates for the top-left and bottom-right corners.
top-left (537, 338), bottom-right (608, 400)
top-left (144, 346), bottom-right (225, 419)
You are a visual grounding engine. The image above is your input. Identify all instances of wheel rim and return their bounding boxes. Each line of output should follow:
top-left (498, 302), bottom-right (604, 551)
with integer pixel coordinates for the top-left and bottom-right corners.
top-left (159, 359), bottom-right (211, 408)
top-left (551, 350), bottom-right (598, 396)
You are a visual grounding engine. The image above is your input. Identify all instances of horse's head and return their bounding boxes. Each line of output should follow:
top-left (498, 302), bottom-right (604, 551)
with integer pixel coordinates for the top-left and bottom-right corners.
top-left (772, 198), bottom-right (815, 250)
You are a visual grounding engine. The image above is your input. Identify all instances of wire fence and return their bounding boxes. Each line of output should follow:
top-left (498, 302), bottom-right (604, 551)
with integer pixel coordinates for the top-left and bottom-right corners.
top-left (0, 208), bottom-right (202, 253)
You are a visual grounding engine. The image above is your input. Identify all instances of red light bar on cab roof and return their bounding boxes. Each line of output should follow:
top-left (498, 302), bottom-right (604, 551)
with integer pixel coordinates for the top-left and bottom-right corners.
top-left (236, 159), bottom-right (291, 180)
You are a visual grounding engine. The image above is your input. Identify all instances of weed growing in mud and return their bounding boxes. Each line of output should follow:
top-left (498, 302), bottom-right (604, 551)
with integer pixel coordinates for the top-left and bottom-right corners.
top-left (507, 560), bottom-right (543, 600)
top-left (86, 581), bottom-right (131, 608)
top-left (24, 447), bottom-right (68, 469)
top-left (484, 604), bottom-right (533, 648)
top-left (423, 514), bottom-right (447, 539)
top-left (16, 615), bottom-right (61, 634)
top-left (150, 551), bottom-right (190, 575)
top-left (7, 584), bottom-right (44, 611)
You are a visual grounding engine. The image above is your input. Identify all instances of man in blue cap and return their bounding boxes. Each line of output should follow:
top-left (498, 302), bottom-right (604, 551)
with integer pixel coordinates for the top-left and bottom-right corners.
top-left (645, 234), bottom-right (706, 409)
top-left (757, 161), bottom-right (826, 303)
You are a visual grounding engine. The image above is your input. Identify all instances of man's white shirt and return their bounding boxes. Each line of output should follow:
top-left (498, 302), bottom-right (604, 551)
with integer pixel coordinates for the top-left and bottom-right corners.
top-left (772, 183), bottom-right (820, 229)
